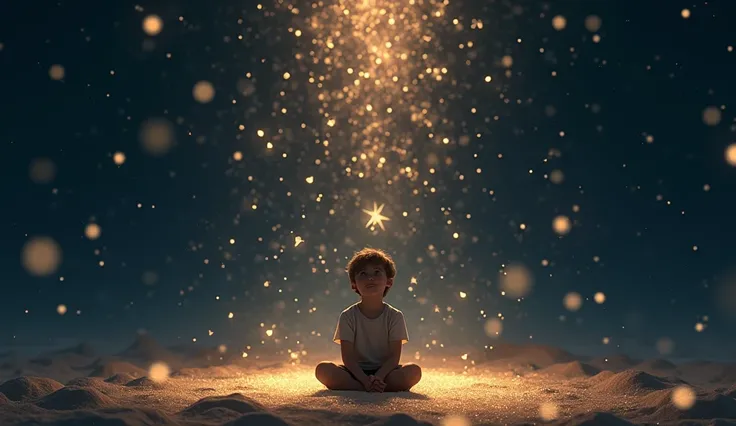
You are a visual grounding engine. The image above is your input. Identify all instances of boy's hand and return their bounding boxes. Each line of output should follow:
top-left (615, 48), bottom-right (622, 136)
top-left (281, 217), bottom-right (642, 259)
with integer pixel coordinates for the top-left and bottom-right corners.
top-left (368, 375), bottom-right (386, 392)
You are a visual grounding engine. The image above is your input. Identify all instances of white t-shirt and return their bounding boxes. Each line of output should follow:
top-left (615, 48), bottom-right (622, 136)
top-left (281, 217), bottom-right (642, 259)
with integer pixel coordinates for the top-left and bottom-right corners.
top-left (332, 302), bottom-right (409, 370)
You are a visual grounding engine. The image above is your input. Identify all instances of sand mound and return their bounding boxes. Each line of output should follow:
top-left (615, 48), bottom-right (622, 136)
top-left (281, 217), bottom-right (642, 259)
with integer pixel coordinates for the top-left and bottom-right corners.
top-left (724, 385), bottom-right (736, 399)
top-left (649, 391), bottom-right (736, 420)
top-left (182, 393), bottom-right (266, 416)
top-left (118, 333), bottom-right (182, 367)
top-left (484, 342), bottom-right (576, 367)
top-left (223, 412), bottom-right (291, 426)
top-left (0, 376), bottom-right (64, 401)
top-left (104, 372), bottom-right (138, 384)
top-left (541, 361), bottom-right (600, 378)
top-left (89, 360), bottom-right (147, 378)
top-left (711, 364), bottom-right (736, 384)
top-left (37, 385), bottom-right (114, 410)
top-left (126, 377), bottom-right (161, 387)
top-left (587, 370), bottom-right (617, 384)
top-left (636, 358), bottom-right (677, 371)
top-left (369, 413), bottom-right (434, 425)
top-left (9, 406), bottom-right (177, 425)
top-left (591, 370), bottom-right (673, 395)
top-left (554, 411), bottom-right (635, 426)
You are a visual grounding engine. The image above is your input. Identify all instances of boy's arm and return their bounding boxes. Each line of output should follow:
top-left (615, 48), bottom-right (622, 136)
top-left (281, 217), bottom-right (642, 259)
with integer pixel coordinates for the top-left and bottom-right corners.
top-left (374, 340), bottom-right (402, 381)
top-left (340, 340), bottom-right (371, 389)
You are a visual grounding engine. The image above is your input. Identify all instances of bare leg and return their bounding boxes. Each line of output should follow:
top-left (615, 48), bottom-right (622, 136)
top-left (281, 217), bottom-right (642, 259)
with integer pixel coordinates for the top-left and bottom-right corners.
top-left (315, 362), bottom-right (365, 391)
top-left (384, 364), bottom-right (422, 392)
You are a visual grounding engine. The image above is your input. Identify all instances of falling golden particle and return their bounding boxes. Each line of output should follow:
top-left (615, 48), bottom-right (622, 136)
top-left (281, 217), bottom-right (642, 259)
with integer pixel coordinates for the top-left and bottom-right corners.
top-left (602, 337), bottom-right (610, 344)
top-left (459, 291), bottom-right (467, 298)
top-left (695, 322), bottom-right (704, 332)
top-left (592, 34), bottom-right (601, 43)
top-left (283, 72), bottom-right (291, 80)
top-left (294, 236), bottom-right (304, 247)
top-left (572, 204), bottom-right (581, 213)
top-left (242, 352), bottom-right (248, 358)
top-left (553, 215), bottom-right (572, 235)
top-left (550, 169), bottom-right (564, 184)
top-left (228, 312), bottom-right (234, 319)
top-left (84, 223), bottom-right (101, 240)
top-left (57, 304), bottom-right (67, 315)
top-left (229, 238), bottom-right (235, 245)
top-left (594, 292), bottom-right (606, 304)
top-left (257, 129), bottom-right (265, 137)
top-left (142, 14), bottom-right (163, 36)
top-left (22, 236), bottom-right (62, 276)
top-left (208, 330), bottom-right (214, 336)
top-left (702, 106), bottom-right (722, 126)
top-left (499, 264), bottom-right (533, 298)
top-left (148, 362), bottom-right (170, 383)
top-left (703, 184), bottom-right (711, 191)
top-left (305, 176), bottom-right (314, 184)
top-left (484, 75), bottom-right (492, 83)
top-left (266, 329), bottom-right (274, 337)
top-left (726, 144), bottom-right (736, 166)
top-left (563, 292), bottom-right (583, 311)
top-left (681, 8), bottom-right (691, 19)
top-left (113, 151), bottom-right (126, 165)
top-left (656, 337), bottom-right (675, 355)
top-left (552, 15), bottom-right (567, 30)
top-left (453, 232), bottom-right (459, 239)
top-left (29, 158), bottom-right (57, 184)
top-left (539, 402), bottom-right (559, 421)
top-left (192, 80), bottom-right (215, 103)
top-left (501, 55), bottom-right (513, 68)
top-left (585, 15), bottom-right (602, 32)
top-left (541, 259), bottom-right (549, 267)
top-left (218, 344), bottom-right (227, 353)
top-left (233, 151), bottom-right (243, 161)
top-left (484, 318), bottom-right (503, 338)
top-left (692, 245), bottom-right (698, 251)
top-left (671, 385), bottom-right (696, 410)
top-left (593, 256), bottom-right (601, 263)
top-left (49, 64), bottom-right (65, 80)
top-left (441, 415), bottom-right (471, 426)
top-left (139, 118), bottom-right (174, 156)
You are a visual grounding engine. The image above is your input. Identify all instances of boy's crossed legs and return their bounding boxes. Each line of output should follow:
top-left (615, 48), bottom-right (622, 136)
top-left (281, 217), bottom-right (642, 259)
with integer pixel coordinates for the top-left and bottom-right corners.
top-left (315, 362), bottom-right (422, 392)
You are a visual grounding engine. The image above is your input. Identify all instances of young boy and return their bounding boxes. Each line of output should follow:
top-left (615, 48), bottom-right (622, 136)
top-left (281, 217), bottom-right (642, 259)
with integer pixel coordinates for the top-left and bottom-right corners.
top-left (315, 248), bottom-right (422, 392)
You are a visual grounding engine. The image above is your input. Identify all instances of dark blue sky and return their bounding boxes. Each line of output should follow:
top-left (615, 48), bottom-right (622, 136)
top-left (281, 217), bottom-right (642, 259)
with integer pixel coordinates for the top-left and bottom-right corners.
top-left (1, 0), bottom-right (735, 360)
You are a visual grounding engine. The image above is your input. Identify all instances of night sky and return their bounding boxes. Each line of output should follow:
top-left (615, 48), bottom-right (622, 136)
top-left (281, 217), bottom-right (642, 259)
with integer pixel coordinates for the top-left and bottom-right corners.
top-left (1, 0), bottom-right (735, 361)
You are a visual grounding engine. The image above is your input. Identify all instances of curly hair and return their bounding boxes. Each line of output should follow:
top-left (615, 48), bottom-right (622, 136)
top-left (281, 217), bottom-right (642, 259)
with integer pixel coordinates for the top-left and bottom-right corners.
top-left (346, 247), bottom-right (397, 297)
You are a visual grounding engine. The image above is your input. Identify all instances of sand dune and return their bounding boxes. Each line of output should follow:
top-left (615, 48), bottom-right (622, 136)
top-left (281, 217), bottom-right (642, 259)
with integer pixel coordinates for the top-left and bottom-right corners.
top-left (0, 337), bottom-right (735, 425)
top-left (539, 360), bottom-right (601, 378)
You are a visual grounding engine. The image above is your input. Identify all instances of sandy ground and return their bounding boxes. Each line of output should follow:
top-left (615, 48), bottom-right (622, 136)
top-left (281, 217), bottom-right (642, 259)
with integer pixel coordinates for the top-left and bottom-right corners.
top-left (1, 337), bottom-right (735, 425)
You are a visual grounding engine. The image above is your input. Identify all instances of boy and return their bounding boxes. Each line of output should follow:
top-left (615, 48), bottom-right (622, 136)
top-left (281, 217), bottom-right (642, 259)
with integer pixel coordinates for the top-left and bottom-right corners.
top-left (315, 248), bottom-right (422, 392)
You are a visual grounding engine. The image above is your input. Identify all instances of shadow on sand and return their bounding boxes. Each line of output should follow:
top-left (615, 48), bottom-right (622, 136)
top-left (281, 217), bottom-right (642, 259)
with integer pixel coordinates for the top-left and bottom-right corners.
top-left (310, 389), bottom-right (430, 403)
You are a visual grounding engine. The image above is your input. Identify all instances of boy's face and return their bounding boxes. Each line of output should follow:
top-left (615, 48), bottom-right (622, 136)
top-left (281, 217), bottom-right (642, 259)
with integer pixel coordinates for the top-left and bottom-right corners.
top-left (351, 262), bottom-right (393, 297)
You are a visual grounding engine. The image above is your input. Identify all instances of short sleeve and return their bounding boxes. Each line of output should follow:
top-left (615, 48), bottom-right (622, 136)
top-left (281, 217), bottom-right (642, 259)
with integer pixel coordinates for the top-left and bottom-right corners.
top-left (389, 311), bottom-right (409, 344)
top-left (333, 311), bottom-right (355, 344)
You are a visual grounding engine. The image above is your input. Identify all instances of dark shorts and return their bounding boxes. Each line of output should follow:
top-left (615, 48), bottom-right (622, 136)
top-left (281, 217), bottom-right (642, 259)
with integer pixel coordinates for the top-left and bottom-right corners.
top-left (338, 364), bottom-right (402, 381)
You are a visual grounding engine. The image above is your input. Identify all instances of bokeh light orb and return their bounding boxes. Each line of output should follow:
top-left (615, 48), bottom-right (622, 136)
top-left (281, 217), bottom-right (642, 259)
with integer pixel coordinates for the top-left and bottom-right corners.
top-left (22, 237), bottom-right (62, 276)
top-left (499, 264), bottom-right (533, 298)
top-left (143, 15), bottom-right (163, 36)
top-left (671, 385), bottom-right (696, 410)
top-left (148, 362), bottom-right (170, 383)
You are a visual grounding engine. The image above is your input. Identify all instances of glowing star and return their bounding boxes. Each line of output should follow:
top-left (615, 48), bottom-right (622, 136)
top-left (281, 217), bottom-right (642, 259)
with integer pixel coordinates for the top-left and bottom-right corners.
top-left (363, 202), bottom-right (390, 231)
top-left (294, 236), bottom-right (304, 247)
